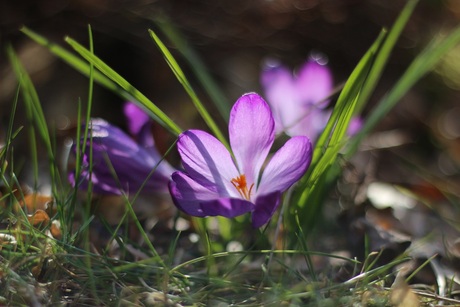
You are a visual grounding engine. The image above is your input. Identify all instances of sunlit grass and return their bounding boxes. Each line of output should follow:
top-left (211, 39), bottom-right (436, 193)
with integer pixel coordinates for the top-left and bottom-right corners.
top-left (3, 0), bottom-right (460, 305)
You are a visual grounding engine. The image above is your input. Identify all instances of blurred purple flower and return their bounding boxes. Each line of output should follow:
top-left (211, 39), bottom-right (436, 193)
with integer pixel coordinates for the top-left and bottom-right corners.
top-left (261, 58), bottom-right (363, 142)
top-left (168, 93), bottom-right (312, 227)
top-left (69, 102), bottom-right (175, 195)
top-left (261, 58), bottom-right (333, 143)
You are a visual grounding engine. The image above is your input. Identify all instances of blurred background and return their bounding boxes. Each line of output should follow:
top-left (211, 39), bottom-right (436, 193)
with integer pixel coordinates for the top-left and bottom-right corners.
top-left (2, 0), bottom-right (460, 217)
top-left (2, 0), bottom-right (459, 130)
top-left (4, 0), bottom-right (460, 279)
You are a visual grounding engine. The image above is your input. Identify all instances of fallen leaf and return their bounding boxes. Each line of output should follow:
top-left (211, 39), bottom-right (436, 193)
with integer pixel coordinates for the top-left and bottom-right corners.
top-left (390, 266), bottom-right (420, 307)
top-left (20, 194), bottom-right (54, 214)
top-left (50, 220), bottom-right (62, 239)
top-left (27, 209), bottom-right (50, 227)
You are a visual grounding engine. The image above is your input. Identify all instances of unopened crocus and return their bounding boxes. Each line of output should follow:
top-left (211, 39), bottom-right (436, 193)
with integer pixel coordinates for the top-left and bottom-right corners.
top-left (169, 93), bottom-right (312, 227)
top-left (69, 102), bottom-right (175, 195)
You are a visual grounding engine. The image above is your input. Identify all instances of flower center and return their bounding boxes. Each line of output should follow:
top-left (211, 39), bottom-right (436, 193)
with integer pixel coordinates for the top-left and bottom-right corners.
top-left (231, 174), bottom-right (254, 200)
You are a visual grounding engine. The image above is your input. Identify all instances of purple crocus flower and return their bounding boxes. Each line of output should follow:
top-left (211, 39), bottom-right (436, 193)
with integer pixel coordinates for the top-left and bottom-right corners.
top-left (69, 102), bottom-right (175, 195)
top-left (261, 58), bottom-right (333, 143)
top-left (168, 93), bottom-right (312, 227)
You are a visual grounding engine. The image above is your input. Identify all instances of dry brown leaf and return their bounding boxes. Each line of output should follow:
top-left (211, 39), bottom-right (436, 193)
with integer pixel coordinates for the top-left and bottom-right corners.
top-left (20, 194), bottom-right (54, 214)
top-left (31, 265), bottom-right (42, 279)
top-left (27, 209), bottom-right (50, 227)
top-left (50, 221), bottom-right (62, 240)
top-left (390, 267), bottom-right (420, 307)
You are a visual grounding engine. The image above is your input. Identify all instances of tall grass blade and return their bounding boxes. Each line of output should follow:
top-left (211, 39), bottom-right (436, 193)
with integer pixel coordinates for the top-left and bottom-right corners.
top-left (155, 17), bottom-right (231, 121)
top-left (291, 31), bottom-right (384, 218)
top-left (20, 27), bottom-right (125, 98)
top-left (148, 29), bottom-right (229, 149)
top-left (354, 0), bottom-right (419, 114)
top-left (80, 25), bottom-right (99, 301)
top-left (290, 0), bottom-right (420, 236)
top-left (6, 45), bottom-right (61, 196)
top-left (1, 86), bottom-right (21, 168)
top-left (347, 24), bottom-right (460, 157)
top-left (64, 36), bottom-right (182, 136)
top-left (22, 26), bottom-right (182, 136)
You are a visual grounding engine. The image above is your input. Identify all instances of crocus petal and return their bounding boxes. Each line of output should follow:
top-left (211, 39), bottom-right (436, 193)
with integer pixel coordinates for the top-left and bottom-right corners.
top-left (71, 119), bottom-right (171, 194)
top-left (169, 171), bottom-right (221, 217)
top-left (169, 172), bottom-right (254, 218)
top-left (260, 62), bottom-right (300, 135)
top-left (124, 102), bottom-right (160, 152)
top-left (287, 107), bottom-right (331, 142)
top-left (229, 93), bottom-right (275, 186)
top-left (257, 136), bottom-right (312, 196)
top-left (124, 102), bottom-right (176, 175)
top-left (200, 198), bottom-right (254, 218)
top-left (177, 130), bottom-right (239, 197)
top-left (252, 191), bottom-right (281, 228)
top-left (260, 59), bottom-right (290, 90)
top-left (124, 102), bottom-right (151, 137)
top-left (296, 60), bottom-right (333, 108)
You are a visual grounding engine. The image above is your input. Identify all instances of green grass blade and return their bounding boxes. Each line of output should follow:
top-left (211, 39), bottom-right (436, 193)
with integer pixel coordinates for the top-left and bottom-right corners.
top-left (21, 26), bottom-right (182, 136)
top-left (80, 25), bottom-right (99, 301)
top-left (148, 29), bottom-right (229, 149)
top-left (64, 36), bottom-right (182, 136)
top-left (155, 17), bottom-right (231, 121)
top-left (6, 45), bottom-right (60, 195)
top-left (347, 24), bottom-right (460, 157)
top-left (20, 27), bottom-right (122, 97)
top-left (84, 24), bottom-right (95, 149)
top-left (354, 0), bottom-right (419, 114)
top-left (312, 0), bottom-right (419, 173)
top-left (290, 0), bottom-right (420, 236)
top-left (310, 30), bottom-right (386, 170)
top-left (1, 86), bottom-right (21, 169)
top-left (294, 30), bottom-right (385, 205)
top-left (22, 26), bottom-right (169, 136)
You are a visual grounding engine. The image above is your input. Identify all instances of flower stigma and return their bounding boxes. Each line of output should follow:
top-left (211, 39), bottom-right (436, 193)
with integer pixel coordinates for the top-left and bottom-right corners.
top-left (231, 174), bottom-right (254, 200)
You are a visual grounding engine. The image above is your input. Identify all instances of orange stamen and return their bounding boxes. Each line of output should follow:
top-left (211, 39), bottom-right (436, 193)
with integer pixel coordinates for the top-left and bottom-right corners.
top-left (231, 174), bottom-right (254, 200)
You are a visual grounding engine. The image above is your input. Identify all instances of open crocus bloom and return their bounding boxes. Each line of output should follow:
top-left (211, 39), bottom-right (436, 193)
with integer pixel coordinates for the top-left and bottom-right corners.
top-left (69, 102), bottom-right (175, 195)
top-left (169, 93), bottom-right (312, 227)
top-left (261, 58), bottom-right (333, 142)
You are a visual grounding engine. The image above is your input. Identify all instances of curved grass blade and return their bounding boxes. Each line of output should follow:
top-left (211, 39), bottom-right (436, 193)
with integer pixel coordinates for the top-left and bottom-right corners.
top-left (290, 0), bottom-right (420, 236)
top-left (148, 29), bottom-right (229, 149)
top-left (347, 24), bottom-right (460, 158)
top-left (6, 45), bottom-right (61, 195)
top-left (20, 27), bottom-right (124, 98)
top-left (291, 30), bottom-right (386, 215)
top-left (1, 86), bottom-right (21, 168)
top-left (21, 26), bottom-right (182, 136)
top-left (353, 0), bottom-right (419, 114)
top-left (155, 17), bottom-right (231, 121)
top-left (64, 36), bottom-right (182, 136)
